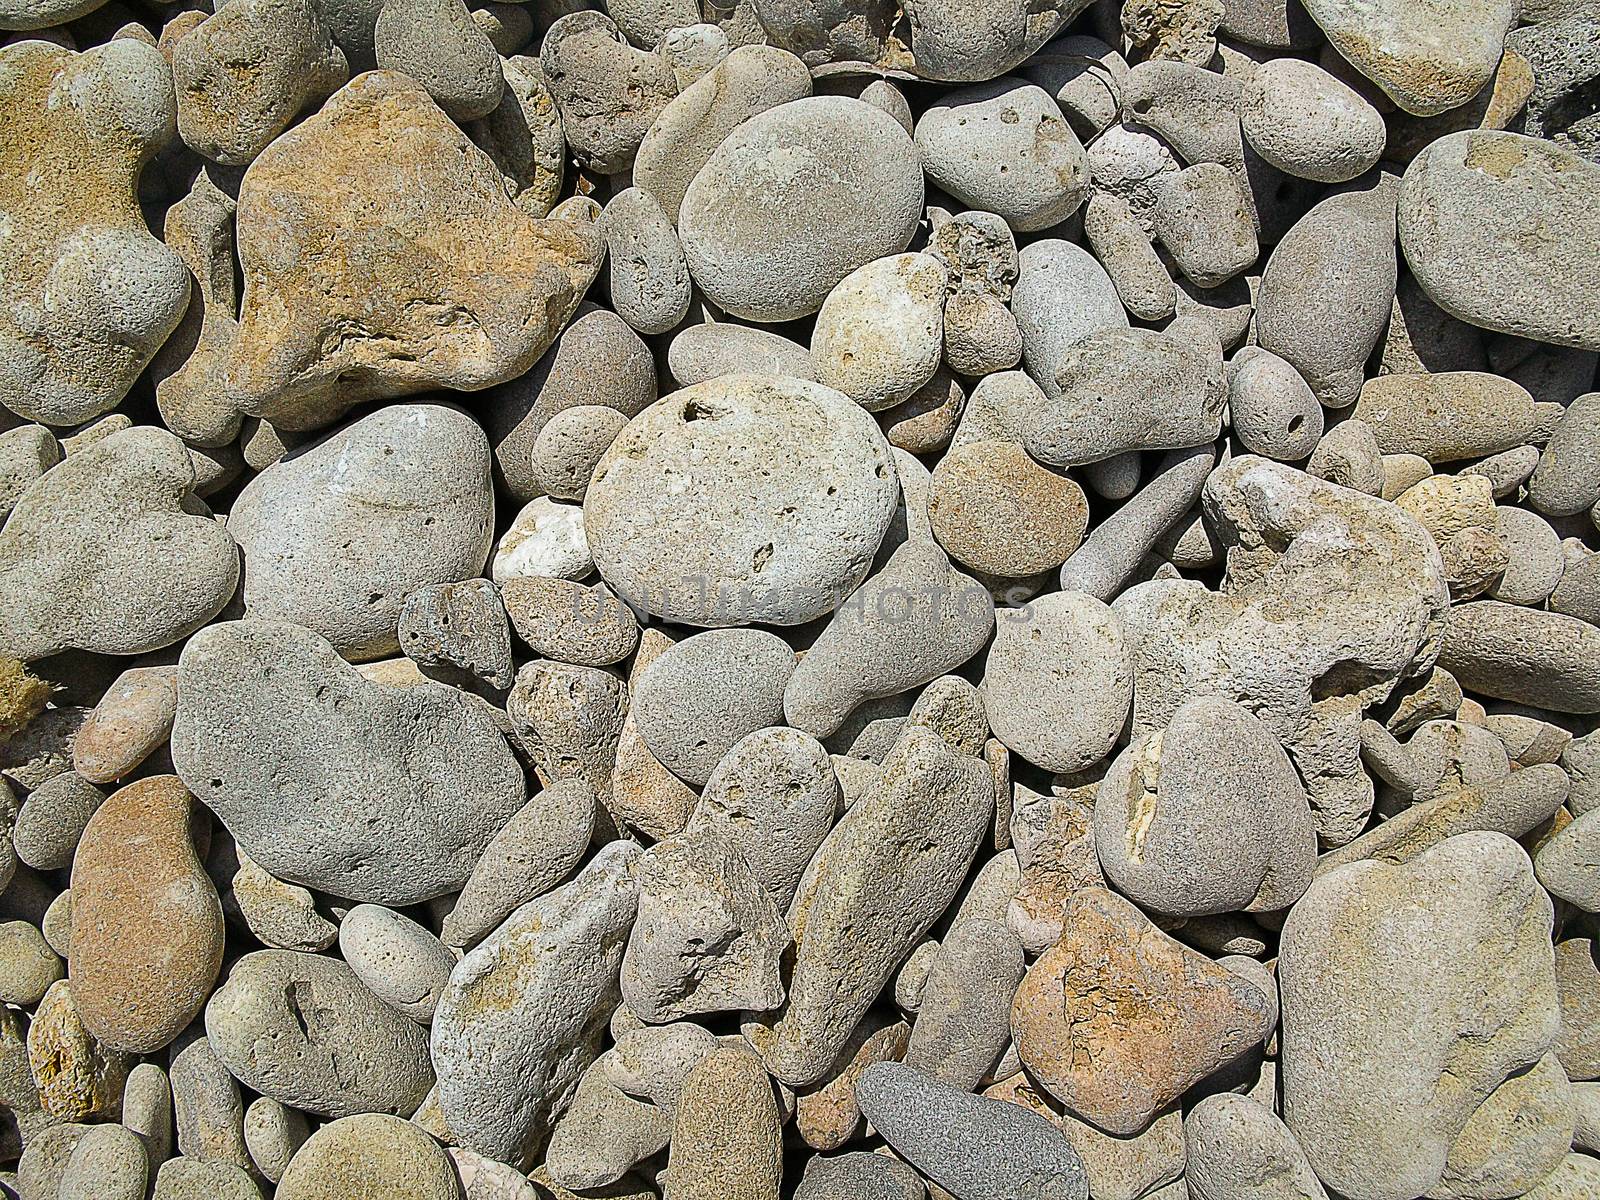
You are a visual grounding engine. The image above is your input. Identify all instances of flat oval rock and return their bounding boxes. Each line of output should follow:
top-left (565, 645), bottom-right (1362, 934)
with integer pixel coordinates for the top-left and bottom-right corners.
top-left (585, 374), bottom-right (900, 627)
top-left (171, 619), bottom-right (526, 905)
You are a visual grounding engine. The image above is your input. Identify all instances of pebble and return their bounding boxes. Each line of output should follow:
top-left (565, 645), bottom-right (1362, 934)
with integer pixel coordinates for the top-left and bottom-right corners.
top-left (1227, 348), bottom-right (1324, 461)
top-left (1011, 886), bottom-right (1274, 1137)
top-left (667, 323), bottom-right (816, 387)
top-left (0, 428), bottom-right (240, 661)
top-left (1149, 164), bottom-right (1259, 288)
top-left (152, 1157), bottom-right (265, 1200)
top-left (1300, 0), bottom-right (1516, 116)
top-left (399, 578), bottom-right (514, 690)
top-left (69, 777), bottom-right (223, 1053)
top-left (13, 771), bottom-right (104, 871)
top-left (58, 1121), bottom-right (148, 1200)
top-left (746, 728), bottom-right (990, 1087)
top-left (432, 842), bottom-right (641, 1162)
top-left (811, 253), bottom-right (947, 412)
top-left (228, 843), bottom-right (340, 953)
top-left (123, 1060), bottom-right (173, 1171)
top-left (491, 497), bottom-right (593, 583)
top-left (915, 79), bottom-right (1088, 233)
top-left (541, 11), bottom-right (677, 174)
top-left (1239, 56), bottom-right (1384, 183)
top-left (27, 978), bottom-right (131, 1121)
top-left (928, 440), bottom-right (1088, 578)
top-left (71, 665), bottom-right (178, 784)
top-left (794, 1152), bottom-right (925, 1200)
top-left (275, 1113), bottom-right (463, 1200)
top-left (1530, 393), bottom-right (1600, 516)
top-left (794, 1012), bottom-right (909, 1150)
top-left (1439, 601), bottom-right (1600, 713)
top-left (858, 1062), bottom-right (1089, 1200)
top-left (169, 1034), bottom-right (252, 1172)
top-left (172, 0), bottom-right (348, 164)
top-left (0, 919), bottom-right (62, 1006)
top-left (0, 41), bottom-right (190, 428)
top-left (902, 917), bottom-right (1025, 1090)
top-left (173, 619), bottom-right (527, 904)
top-left (506, 659), bottom-right (626, 811)
top-left (544, 1057), bottom-right (670, 1189)
top-left (501, 576), bottom-right (638, 668)
top-left (599, 188), bottom-right (692, 337)
top-left (586, 375), bottom-right (899, 627)
top-left (374, 0), bottom-right (503, 121)
top-left (664, 1047), bottom-right (782, 1200)
top-left (1490, 507), bottom-right (1564, 606)
top-left (1400, 132), bottom-right (1600, 353)
top-left (206, 949), bottom-right (434, 1117)
top-left (230, 403), bottom-right (495, 662)
top-left (221, 71), bottom-right (603, 427)
top-left (528, 404), bottom-right (631, 501)
top-left (1535, 807), bottom-right (1600, 911)
top-left (679, 96), bottom-right (924, 322)
top-left (1011, 239), bottom-right (1128, 391)
top-left (1279, 833), bottom-right (1559, 1200)
top-left (243, 1096), bottom-right (309, 1184)
top-left (338, 903), bottom-right (455, 1023)
top-left (1183, 1092), bottom-right (1327, 1200)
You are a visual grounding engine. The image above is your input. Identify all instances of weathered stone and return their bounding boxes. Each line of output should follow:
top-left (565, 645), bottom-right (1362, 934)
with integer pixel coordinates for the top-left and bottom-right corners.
top-left (27, 979), bottom-right (132, 1121)
top-left (275, 1113), bottom-right (463, 1200)
top-left (664, 1047), bottom-right (781, 1200)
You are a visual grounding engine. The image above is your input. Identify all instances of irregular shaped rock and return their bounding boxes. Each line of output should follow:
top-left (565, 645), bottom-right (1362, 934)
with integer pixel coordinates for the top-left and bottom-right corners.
top-left (1302, 0), bottom-right (1515, 116)
top-left (1279, 833), bottom-right (1560, 1200)
top-left (173, 0), bottom-right (349, 164)
top-left (0, 428), bottom-right (239, 662)
top-left (374, 0), bottom-right (503, 121)
top-left (69, 777), bottom-right (223, 1054)
top-left (621, 822), bottom-right (790, 1022)
top-left (0, 41), bottom-right (189, 426)
top-left (442, 778), bottom-right (596, 949)
top-left (783, 540), bottom-right (995, 740)
top-left (231, 404), bottom-right (494, 661)
top-left (541, 10), bottom-right (678, 174)
top-left (793, 1012), bottom-right (909, 1151)
top-left (206, 949), bottom-right (435, 1118)
top-left (1394, 473), bottom-right (1507, 600)
top-left (492, 497), bottom-right (593, 582)
top-left (222, 71), bottom-right (603, 429)
top-left (1011, 886), bottom-right (1274, 1137)
top-left (275, 1113), bottom-right (462, 1200)
top-left (27, 978), bottom-right (132, 1121)
top-left (468, 54), bottom-right (565, 218)
top-left (679, 96), bottom-right (923, 322)
top-left (399, 578), bottom-right (513, 690)
top-left (586, 375), bottom-right (899, 627)
top-left (1184, 1092), bottom-right (1327, 1200)
top-left (745, 728), bottom-right (991, 1086)
top-left (169, 1034), bottom-right (252, 1171)
top-left (858, 1062), bottom-right (1088, 1200)
top-left (811, 254), bottom-right (946, 412)
top-left (172, 619), bottom-right (526, 905)
top-left (546, 1057), bottom-right (670, 1190)
top-left (506, 660), bottom-right (626, 815)
top-left (432, 842), bottom-right (641, 1162)
top-left (1011, 239), bottom-right (1128, 392)
top-left (1400, 131), bottom-right (1600, 353)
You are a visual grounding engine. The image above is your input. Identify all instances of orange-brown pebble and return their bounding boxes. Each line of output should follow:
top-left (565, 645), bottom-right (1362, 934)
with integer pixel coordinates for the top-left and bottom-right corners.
top-left (69, 775), bottom-right (224, 1054)
top-left (72, 665), bottom-right (178, 784)
top-left (929, 439), bottom-right (1089, 578)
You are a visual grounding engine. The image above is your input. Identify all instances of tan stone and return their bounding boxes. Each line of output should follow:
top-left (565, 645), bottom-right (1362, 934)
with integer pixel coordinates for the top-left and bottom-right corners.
top-left (72, 666), bottom-right (179, 784)
top-left (69, 776), bottom-right (224, 1054)
top-left (26, 979), bottom-right (132, 1121)
top-left (0, 41), bottom-right (189, 426)
top-left (795, 1014), bottom-right (910, 1151)
top-left (221, 70), bottom-right (604, 431)
top-left (1011, 886), bottom-right (1273, 1136)
top-left (929, 440), bottom-right (1089, 578)
top-left (665, 1048), bottom-right (781, 1200)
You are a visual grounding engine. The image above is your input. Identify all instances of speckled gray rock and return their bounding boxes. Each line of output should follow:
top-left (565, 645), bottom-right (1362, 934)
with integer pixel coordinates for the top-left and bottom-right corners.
top-left (0, 428), bottom-right (239, 662)
top-left (1184, 1093), bottom-right (1327, 1200)
top-left (374, 0), bottom-right (503, 120)
top-left (679, 96), bottom-right (923, 322)
top-left (1400, 132), bottom-right (1600, 353)
top-left (795, 1151), bottom-right (925, 1200)
top-left (173, 0), bottom-right (348, 165)
top-left (635, 629), bottom-right (794, 787)
top-left (432, 842), bottom-right (641, 1162)
top-left (689, 727), bottom-right (840, 911)
top-left (539, 10), bottom-right (677, 173)
top-left (1535, 807), bottom-right (1600, 911)
top-left (0, 919), bottom-right (60, 1008)
top-left (784, 540), bottom-right (995, 740)
top-left (57, 1122), bottom-right (147, 1200)
top-left (1301, 0), bottom-right (1515, 116)
top-left (621, 821), bottom-right (790, 1022)
top-left (275, 1113), bottom-right (462, 1200)
top-left (1021, 325), bottom-right (1226, 467)
top-left (1096, 697), bottom-right (1316, 917)
top-left (441, 778), bottom-right (595, 949)
top-left (242, 1097), bottom-right (308, 1184)
top-left (667, 323), bottom-right (816, 386)
top-left (1530, 393), bottom-right (1600, 517)
top-left (915, 79), bottom-right (1088, 233)
top-left (1240, 56), bottom-right (1384, 184)
top-left (1439, 601), bottom-right (1600, 714)
top-left (1279, 833), bottom-right (1559, 1200)
top-left (506, 659), bottom-right (626, 814)
top-left (1227, 348), bottom-right (1324, 461)
top-left (1307, 418), bottom-right (1385, 496)
top-left (1258, 175), bottom-right (1397, 409)
top-left (13, 772), bottom-right (104, 871)
top-left (982, 591), bottom-right (1130, 774)
top-left (0, 424), bottom-right (59, 521)
top-left (811, 253), bottom-right (947, 412)
top-left (527, 404), bottom-right (629, 502)
top-left (0, 41), bottom-right (189, 427)
top-left (1352, 372), bottom-right (1538, 463)
top-left (205, 949), bottom-right (434, 1118)
top-left (586, 375), bottom-right (899, 627)
top-left (599, 187), bottom-right (691, 337)
top-left (1011, 239), bottom-right (1128, 393)
top-left (634, 43), bottom-right (812, 224)
top-left (1148, 164), bottom-right (1259, 289)
top-left (152, 1158), bottom-right (264, 1200)
top-left (230, 404), bottom-right (494, 662)
top-left (173, 619), bottom-right (526, 905)
top-left (398, 578), bottom-right (513, 690)
top-left (857, 1062), bottom-right (1089, 1200)
top-left (1490, 507), bottom-right (1564, 607)
top-left (902, 917), bottom-right (1024, 1090)
top-left (169, 1034), bottom-right (251, 1172)
top-left (744, 728), bottom-right (990, 1086)
top-left (339, 904), bottom-right (455, 1024)
top-left (501, 576), bottom-right (638, 667)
